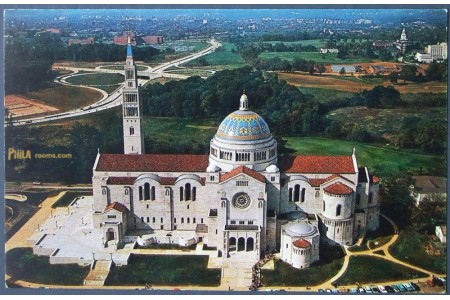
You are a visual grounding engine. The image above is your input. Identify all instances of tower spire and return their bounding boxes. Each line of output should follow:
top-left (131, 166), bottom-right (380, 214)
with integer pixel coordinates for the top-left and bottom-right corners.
top-left (127, 35), bottom-right (133, 57)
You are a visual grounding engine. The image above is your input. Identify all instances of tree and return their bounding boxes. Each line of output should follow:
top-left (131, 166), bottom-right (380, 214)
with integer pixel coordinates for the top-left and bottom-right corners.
top-left (411, 195), bottom-right (447, 232)
top-left (339, 67), bottom-right (346, 76)
top-left (318, 64), bottom-right (326, 75)
top-left (389, 72), bottom-right (399, 84)
top-left (401, 65), bottom-right (417, 83)
top-left (425, 62), bottom-right (444, 81)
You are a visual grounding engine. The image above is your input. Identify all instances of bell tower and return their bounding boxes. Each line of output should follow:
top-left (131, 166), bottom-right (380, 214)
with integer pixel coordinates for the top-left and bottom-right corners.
top-left (122, 35), bottom-right (145, 155)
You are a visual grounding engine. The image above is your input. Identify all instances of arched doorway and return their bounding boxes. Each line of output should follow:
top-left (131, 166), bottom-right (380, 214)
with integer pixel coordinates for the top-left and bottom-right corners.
top-left (107, 228), bottom-right (115, 241)
top-left (229, 237), bottom-right (236, 251)
top-left (246, 237), bottom-right (254, 252)
top-left (238, 237), bottom-right (245, 252)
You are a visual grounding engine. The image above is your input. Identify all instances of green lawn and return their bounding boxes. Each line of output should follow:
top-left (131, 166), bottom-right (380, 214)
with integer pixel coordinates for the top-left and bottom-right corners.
top-left (259, 52), bottom-right (374, 64)
top-left (283, 137), bottom-right (445, 175)
top-left (298, 87), bottom-right (355, 103)
top-left (26, 85), bottom-right (103, 112)
top-left (65, 73), bottom-right (124, 94)
top-left (390, 228), bottom-right (446, 274)
top-left (105, 254), bottom-right (220, 286)
top-left (6, 248), bottom-right (90, 286)
top-left (142, 117), bottom-right (218, 154)
top-left (186, 42), bottom-right (247, 69)
top-left (338, 255), bottom-right (428, 285)
top-left (51, 190), bottom-right (93, 208)
top-left (262, 242), bottom-right (344, 286)
top-left (260, 39), bottom-right (326, 48)
top-left (166, 68), bottom-right (213, 77)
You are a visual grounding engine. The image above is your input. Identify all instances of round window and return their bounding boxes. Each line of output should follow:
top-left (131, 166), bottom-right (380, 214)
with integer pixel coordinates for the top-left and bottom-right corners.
top-left (232, 193), bottom-right (251, 209)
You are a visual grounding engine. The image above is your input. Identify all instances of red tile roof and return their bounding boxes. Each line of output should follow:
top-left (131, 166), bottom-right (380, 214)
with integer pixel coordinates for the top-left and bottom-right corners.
top-left (105, 202), bottom-right (127, 213)
top-left (323, 182), bottom-right (353, 195)
top-left (293, 239), bottom-right (311, 248)
top-left (220, 166), bottom-right (266, 183)
top-left (107, 177), bottom-right (137, 185)
top-left (309, 178), bottom-right (327, 187)
top-left (280, 155), bottom-right (355, 174)
top-left (324, 174), bottom-right (354, 185)
top-left (96, 154), bottom-right (209, 173)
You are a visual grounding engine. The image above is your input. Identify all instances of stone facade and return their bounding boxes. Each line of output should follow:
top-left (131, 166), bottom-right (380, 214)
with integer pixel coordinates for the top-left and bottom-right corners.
top-left (90, 40), bottom-right (380, 269)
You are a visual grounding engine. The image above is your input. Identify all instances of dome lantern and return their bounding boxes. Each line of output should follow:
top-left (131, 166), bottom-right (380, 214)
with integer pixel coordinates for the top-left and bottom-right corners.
top-left (239, 93), bottom-right (249, 111)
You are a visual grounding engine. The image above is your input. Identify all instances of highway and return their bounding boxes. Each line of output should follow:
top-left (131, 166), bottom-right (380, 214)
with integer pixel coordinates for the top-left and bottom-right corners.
top-left (6, 39), bottom-right (221, 127)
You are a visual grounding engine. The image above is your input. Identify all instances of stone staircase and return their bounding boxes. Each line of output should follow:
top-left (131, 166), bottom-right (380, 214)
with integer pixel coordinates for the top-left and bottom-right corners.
top-left (84, 260), bottom-right (112, 286)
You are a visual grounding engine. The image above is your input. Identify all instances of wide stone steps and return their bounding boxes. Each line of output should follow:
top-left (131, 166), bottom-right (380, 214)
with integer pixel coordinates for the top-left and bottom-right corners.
top-left (84, 260), bottom-right (111, 286)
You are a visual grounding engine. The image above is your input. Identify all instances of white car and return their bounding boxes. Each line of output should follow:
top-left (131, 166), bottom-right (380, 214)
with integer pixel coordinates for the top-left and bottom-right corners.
top-left (378, 285), bottom-right (388, 293)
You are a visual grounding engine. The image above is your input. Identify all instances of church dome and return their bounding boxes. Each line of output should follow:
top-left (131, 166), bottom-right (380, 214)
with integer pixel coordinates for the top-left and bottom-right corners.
top-left (215, 110), bottom-right (271, 141)
top-left (285, 222), bottom-right (316, 237)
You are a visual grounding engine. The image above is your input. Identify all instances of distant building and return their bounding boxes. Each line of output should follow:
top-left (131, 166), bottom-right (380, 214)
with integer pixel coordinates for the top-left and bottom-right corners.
top-left (115, 35), bottom-right (136, 46)
top-left (372, 40), bottom-right (394, 50)
top-left (68, 37), bottom-right (94, 46)
top-left (46, 28), bottom-right (60, 34)
top-left (142, 35), bottom-right (164, 44)
top-left (436, 225), bottom-right (447, 244)
top-left (415, 52), bottom-right (433, 63)
top-left (411, 176), bottom-right (447, 205)
top-left (427, 42), bottom-right (447, 61)
top-left (320, 48), bottom-right (339, 54)
top-left (394, 28), bottom-right (408, 54)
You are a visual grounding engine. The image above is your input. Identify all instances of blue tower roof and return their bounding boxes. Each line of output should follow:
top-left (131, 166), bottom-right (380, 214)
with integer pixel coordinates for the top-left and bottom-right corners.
top-left (127, 43), bottom-right (133, 57)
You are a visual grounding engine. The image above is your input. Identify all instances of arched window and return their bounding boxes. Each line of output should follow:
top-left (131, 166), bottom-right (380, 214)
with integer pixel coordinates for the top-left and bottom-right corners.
top-left (180, 186), bottom-right (184, 201)
top-left (192, 187), bottom-right (196, 201)
top-left (289, 188), bottom-right (293, 202)
top-left (152, 217), bottom-right (155, 223)
top-left (187, 217), bottom-right (190, 224)
top-left (144, 183), bottom-right (150, 200)
top-left (185, 183), bottom-right (191, 200)
top-left (221, 201), bottom-right (226, 208)
top-left (336, 204), bottom-right (342, 216)
top-left (301, 188), bottom-right (306, 203)
top-left (125, 188), bottom-right (129, 195)
top-left (181, 217), bottom-right (184, 223)
top-left (139, 186), bottom-right (143, 200)
top-left (151, 186), bottom-right (156, 200)
top-left (102, 189), bottom-right (106, 195)
top-left (315, 190), bottom-right (320, 198)
top-left (294, 184), bottom-right (300, 202)
top-left (130, 126), bottom-right (134, 135)
top-left (165, 188), bottom-right (170, 196)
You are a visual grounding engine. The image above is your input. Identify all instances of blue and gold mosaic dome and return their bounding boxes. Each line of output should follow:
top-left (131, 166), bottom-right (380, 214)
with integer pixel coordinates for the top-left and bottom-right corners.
top-left (216, 110), bottom-right (271, 141)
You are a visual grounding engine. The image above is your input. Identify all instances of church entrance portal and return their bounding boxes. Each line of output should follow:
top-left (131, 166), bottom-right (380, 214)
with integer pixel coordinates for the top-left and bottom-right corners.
top-left (107, 228), bottom-right (115, 241)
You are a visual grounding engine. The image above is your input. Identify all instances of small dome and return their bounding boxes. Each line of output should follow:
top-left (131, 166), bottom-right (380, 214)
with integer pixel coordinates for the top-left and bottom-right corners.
top-left (266, 164), bottom-right (279, 173)
top-left (285, 222), bottom-right (316, 237)
top-left (215, 110), bottom-right (271, 141)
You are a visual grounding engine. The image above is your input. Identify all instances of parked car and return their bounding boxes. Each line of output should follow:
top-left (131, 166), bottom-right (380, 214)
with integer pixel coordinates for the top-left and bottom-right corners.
top-left (371, 287), bottom-right (380, 293)
top-left (437, 277), bottom-right (446, 286)
top-left (403, 283), bottom-right (415, 292)
top-left (357, 287), bottom-right (365, 293)
top-left (318, 289), bottom-right (325, 293)
top-left (378, 285), bottom-right (387, 293)
top-left (349, 288), bottom-right (358, 293)
top-left (396, 284), bottom-right (407, 292)
top-left (391, 285), bottom-right (400, 293)
top-left (325, 289), bottom-right (332, 293)
top-left (364, 286), bottom-right (373, 293)
top-left (384, 285), bottom-right (395, 293)
top-left (410, 282), bottom-right (421, 292)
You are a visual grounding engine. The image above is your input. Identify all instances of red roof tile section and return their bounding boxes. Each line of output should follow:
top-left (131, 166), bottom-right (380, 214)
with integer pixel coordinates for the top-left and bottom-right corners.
top-left (107, 177), bottom-right (137, 185)
top-left (280, 155), bottom-right (355, 174)
top-left (220, 166), bottom-right (266, 183)
top-left (324, 174), bottom-right (354, 185)
top-left (105, 202), bottom-right (127, 213)
top-left (293, 239), bottom-right (311, 248)
top-left (96, 154), bottom-right (209, 173)
top-left (308, 178), bottom-right (327, 187)
top-left (324, 182), bottom-right (353, 195)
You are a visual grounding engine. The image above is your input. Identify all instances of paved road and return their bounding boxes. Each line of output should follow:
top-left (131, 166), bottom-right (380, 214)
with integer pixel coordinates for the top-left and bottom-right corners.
top-left (6, 39), bottom-right (221, 128)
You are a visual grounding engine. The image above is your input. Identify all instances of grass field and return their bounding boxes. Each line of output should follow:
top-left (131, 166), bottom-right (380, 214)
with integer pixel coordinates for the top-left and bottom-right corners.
top-left (6, 247), bottom-right (89, 285)
top-left (390, 228), bottom-right (446, 274)
top-left (326, 106), bottom-right (447, 138)
top-left (337, 255), bottom-right (428, 285)
top-left (166, 68), bottom-right (213, 77)
top-left (25, 85), bottom-right (103, 112)
top-left (105, 254), bottom-right (220, 286)
top-left (283, 137), bottom-right (445, 175)
top-left (279, 72), bottom-right (447, 94)
top-left (142, 117), bottom-right (218, 154)
top-left (260, 39), bottom-right (326, 48)
top-left (51, 190), bottom-right (93, 208)
top-left (298, 87), bottom-right (355, 103)
top-left (262, 242), bottom-right (345, 286)
top-left (186, 42), bottom-right (247, 70)
top-left (260, 52), bottom-right (374, 64)
top-left (65, 73), bottom-right (124, 94)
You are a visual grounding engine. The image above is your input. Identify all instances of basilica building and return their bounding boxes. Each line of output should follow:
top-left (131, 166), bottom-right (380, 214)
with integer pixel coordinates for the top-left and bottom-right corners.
top-left (91, 40), bottom-right (380, 269)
